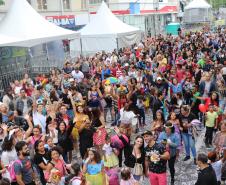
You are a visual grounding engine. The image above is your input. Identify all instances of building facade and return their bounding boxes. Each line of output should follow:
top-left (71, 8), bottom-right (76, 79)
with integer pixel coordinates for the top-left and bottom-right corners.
top-left (0, 0), bottom-right (180, 34)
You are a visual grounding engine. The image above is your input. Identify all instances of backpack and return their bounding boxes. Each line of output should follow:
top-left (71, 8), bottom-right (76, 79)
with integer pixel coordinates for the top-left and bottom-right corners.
top-left (69, 177), bottom-right (82, 185)
top-left (8, 159), bottom-right (22, 182)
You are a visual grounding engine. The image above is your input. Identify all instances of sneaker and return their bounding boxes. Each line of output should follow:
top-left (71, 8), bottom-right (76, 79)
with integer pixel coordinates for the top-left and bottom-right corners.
top-left (194, 158), bottom-right (197, 165)
top-left (183, 156), bottom-right (191, 161)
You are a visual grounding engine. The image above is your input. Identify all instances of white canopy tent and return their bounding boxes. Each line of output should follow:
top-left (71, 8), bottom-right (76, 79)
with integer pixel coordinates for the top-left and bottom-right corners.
top-left (0, 34), bottom-right (24, 46)
top-left (70, 1), bottom-right (141, 56)
top-left (0, 0), bottom-right (79, 47)
top-left (184, 0), bottom-right (212, 23)
top-left (185, 0), bottom-right (211, 10)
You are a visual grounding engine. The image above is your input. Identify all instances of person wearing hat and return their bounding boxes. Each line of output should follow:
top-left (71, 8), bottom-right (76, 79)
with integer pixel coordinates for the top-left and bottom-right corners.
top-left (33, 99), bottom-right (47, 133)
top-left (144, 130), bottom-right (170, 185)
top-left (153, 76), bottom-right (168, 98)
top-left (158, 122), bottom-right (180, 184)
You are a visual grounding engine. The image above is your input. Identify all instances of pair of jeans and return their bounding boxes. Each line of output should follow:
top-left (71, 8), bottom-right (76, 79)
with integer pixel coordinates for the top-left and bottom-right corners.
top-left (138, 108), bottom-right (145, 125)
top-left (62, 150), bottom-right (68, 163)
top-left (168, 156), bottom-right (176, 180)
top-left (182, 133), bottom-right (197, 158)
top-left (205, 126), bottom-right (214, 145)
top-left (149, 172), bottom-right (167, 185)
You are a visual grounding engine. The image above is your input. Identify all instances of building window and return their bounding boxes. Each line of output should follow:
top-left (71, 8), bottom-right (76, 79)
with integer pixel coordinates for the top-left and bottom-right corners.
top-left (37, 0), bottom-right (47, 10)
top-left (89, 0), bottom-right (102, 4)
top-left (81, 0), bottom-right (87, 10)
top-left (63, 0), bottom-right (70, 10)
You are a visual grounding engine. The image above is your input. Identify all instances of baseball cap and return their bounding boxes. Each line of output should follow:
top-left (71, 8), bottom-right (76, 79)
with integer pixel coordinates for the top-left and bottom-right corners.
top-left (141, 130), bottom-right (153, 136)
top-left (36, 99), bottom-right (43, 105)
top-left (157, 77), bottom-right (162, 81)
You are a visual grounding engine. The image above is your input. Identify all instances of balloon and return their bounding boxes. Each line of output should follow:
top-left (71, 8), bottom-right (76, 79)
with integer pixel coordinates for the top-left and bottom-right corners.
top-left (199, 104), bottom-right (206, 113)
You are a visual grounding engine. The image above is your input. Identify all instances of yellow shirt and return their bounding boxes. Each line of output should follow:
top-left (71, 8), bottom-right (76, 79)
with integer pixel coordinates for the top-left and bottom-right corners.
top-left (73, 113), bottom-right (89, 129)
top-left (159, 58), bottom-right (167, 67)
top-left (206, 111), bottom-right (218, 127)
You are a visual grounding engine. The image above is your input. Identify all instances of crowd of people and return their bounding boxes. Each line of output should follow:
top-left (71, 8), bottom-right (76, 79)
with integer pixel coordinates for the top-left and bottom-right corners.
top-left (0, 26), bottom-right (226, 185)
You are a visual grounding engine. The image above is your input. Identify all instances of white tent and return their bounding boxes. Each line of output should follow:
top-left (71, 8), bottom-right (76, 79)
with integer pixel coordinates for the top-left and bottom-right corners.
top-left (0, 0), bottom-right (79, 47)
top-left (185, 0), bottom-right (211, 10)
top-left (71, 1), bottom-right (141, 55)
top-left (0, 34), bottom-right (24, 46)
top-left (184, 0), bottom-right (212, 23)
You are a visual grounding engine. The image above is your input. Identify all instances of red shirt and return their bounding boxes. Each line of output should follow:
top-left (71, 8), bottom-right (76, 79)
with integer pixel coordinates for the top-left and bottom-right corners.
top-left (176, 69), bottom-right (185, 83)
top-left (204, 98), bottom-right (218, 109)
top-left (111, 67), bottom-right (117, 77)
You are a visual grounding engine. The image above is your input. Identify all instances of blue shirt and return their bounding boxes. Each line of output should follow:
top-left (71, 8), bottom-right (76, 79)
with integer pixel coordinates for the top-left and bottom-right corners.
top-left (168, 80), bottom-right (185, 94)
top-left (101, 69), bottom-right (111, 80)
top-left (86, 160), bottom-right (103, 175)
top-left (158, 132), bottom-right (180, 157)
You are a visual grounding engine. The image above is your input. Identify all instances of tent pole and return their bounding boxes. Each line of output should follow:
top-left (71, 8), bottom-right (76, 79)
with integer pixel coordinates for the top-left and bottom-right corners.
top-left (46, 43), bottom-right (49, 60)
top-left (116, 38), bottom-right (119, 51)
top-left (80, 38), bottom-right (83, 56)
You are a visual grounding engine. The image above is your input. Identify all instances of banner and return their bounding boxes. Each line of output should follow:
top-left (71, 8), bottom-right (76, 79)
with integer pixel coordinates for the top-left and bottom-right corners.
top-left (46, 15), bottom-right (76, 29)
top-left (129, 2), bottom-right (140, 14)
top-left (215, 19), bottom-right (225, 26)
top-left (0, 47), bottom-right (27, 59)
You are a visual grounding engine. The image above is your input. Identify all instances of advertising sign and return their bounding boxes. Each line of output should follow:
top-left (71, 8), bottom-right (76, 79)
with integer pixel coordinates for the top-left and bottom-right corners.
top-left (0, 47), bottom-right (27, 59)
top-left (46, 15), bottom-right (75, 29)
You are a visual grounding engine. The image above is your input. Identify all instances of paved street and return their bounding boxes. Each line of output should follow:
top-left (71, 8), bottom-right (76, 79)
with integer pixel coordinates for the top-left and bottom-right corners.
top-left (72, 111), bottom-right (207, 185)
top-left (131, 112), bottom-right (206, 185)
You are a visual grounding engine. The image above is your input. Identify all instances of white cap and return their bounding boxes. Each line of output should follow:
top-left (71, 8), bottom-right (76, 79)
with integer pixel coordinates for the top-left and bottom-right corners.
top-left (157, 77), bottom-right (162, 81)
top-left (68, 78), bottom-right (74, 82)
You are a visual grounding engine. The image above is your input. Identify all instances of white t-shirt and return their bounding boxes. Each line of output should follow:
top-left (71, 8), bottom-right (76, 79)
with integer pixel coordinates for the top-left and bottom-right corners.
top-left (222, 67), bottom-right (226, 75)
top-left (204, 81), bottom-right (211, 97)
top-left (120, 108), bottom-right (137, 125)
top-left (14, 86), bottom-right (22, 96)
top-left (118, 76), bottom-right (129, 86)
top-left (71, 70), bottom-right (84, 83)
top-left (1, 148), bottom-right (17, 166)
top-left (103, 143), bottom-right (113, 155)
top-left (33, 111), bottom-right (46, 133)
top-left (49, 129), bottom-right (58, 144)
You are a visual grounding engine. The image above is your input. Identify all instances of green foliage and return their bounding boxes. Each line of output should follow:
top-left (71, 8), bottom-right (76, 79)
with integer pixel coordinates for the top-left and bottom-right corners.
top-left (0, 0), bottom-right (4, 5)
top-left (207, 0), bottom-right (226, 9)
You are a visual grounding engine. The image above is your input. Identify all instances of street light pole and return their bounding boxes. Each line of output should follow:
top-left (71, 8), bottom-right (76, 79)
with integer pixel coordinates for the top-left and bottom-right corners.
top-left (60, 0), bottom-right (64, 15)
top-left (87, 0), bottom-right (90, 22)
top-left (153, 0), bottom-right (159, 36)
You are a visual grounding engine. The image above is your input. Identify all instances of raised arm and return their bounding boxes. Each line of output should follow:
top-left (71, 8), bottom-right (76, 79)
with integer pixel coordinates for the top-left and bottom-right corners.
top-left (24, 114), bottom-right (33, 139)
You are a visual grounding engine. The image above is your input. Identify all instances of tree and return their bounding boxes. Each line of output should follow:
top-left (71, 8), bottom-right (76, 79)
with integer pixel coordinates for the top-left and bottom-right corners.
top-left (0, 0), bottom-right (4, 5)
top-left (207, 0), bottom-right (226, 9)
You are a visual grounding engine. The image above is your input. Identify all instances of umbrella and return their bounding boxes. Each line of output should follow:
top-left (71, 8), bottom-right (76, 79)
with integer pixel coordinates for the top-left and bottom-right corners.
top-left (106, 77), bottom-right (118, 84)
